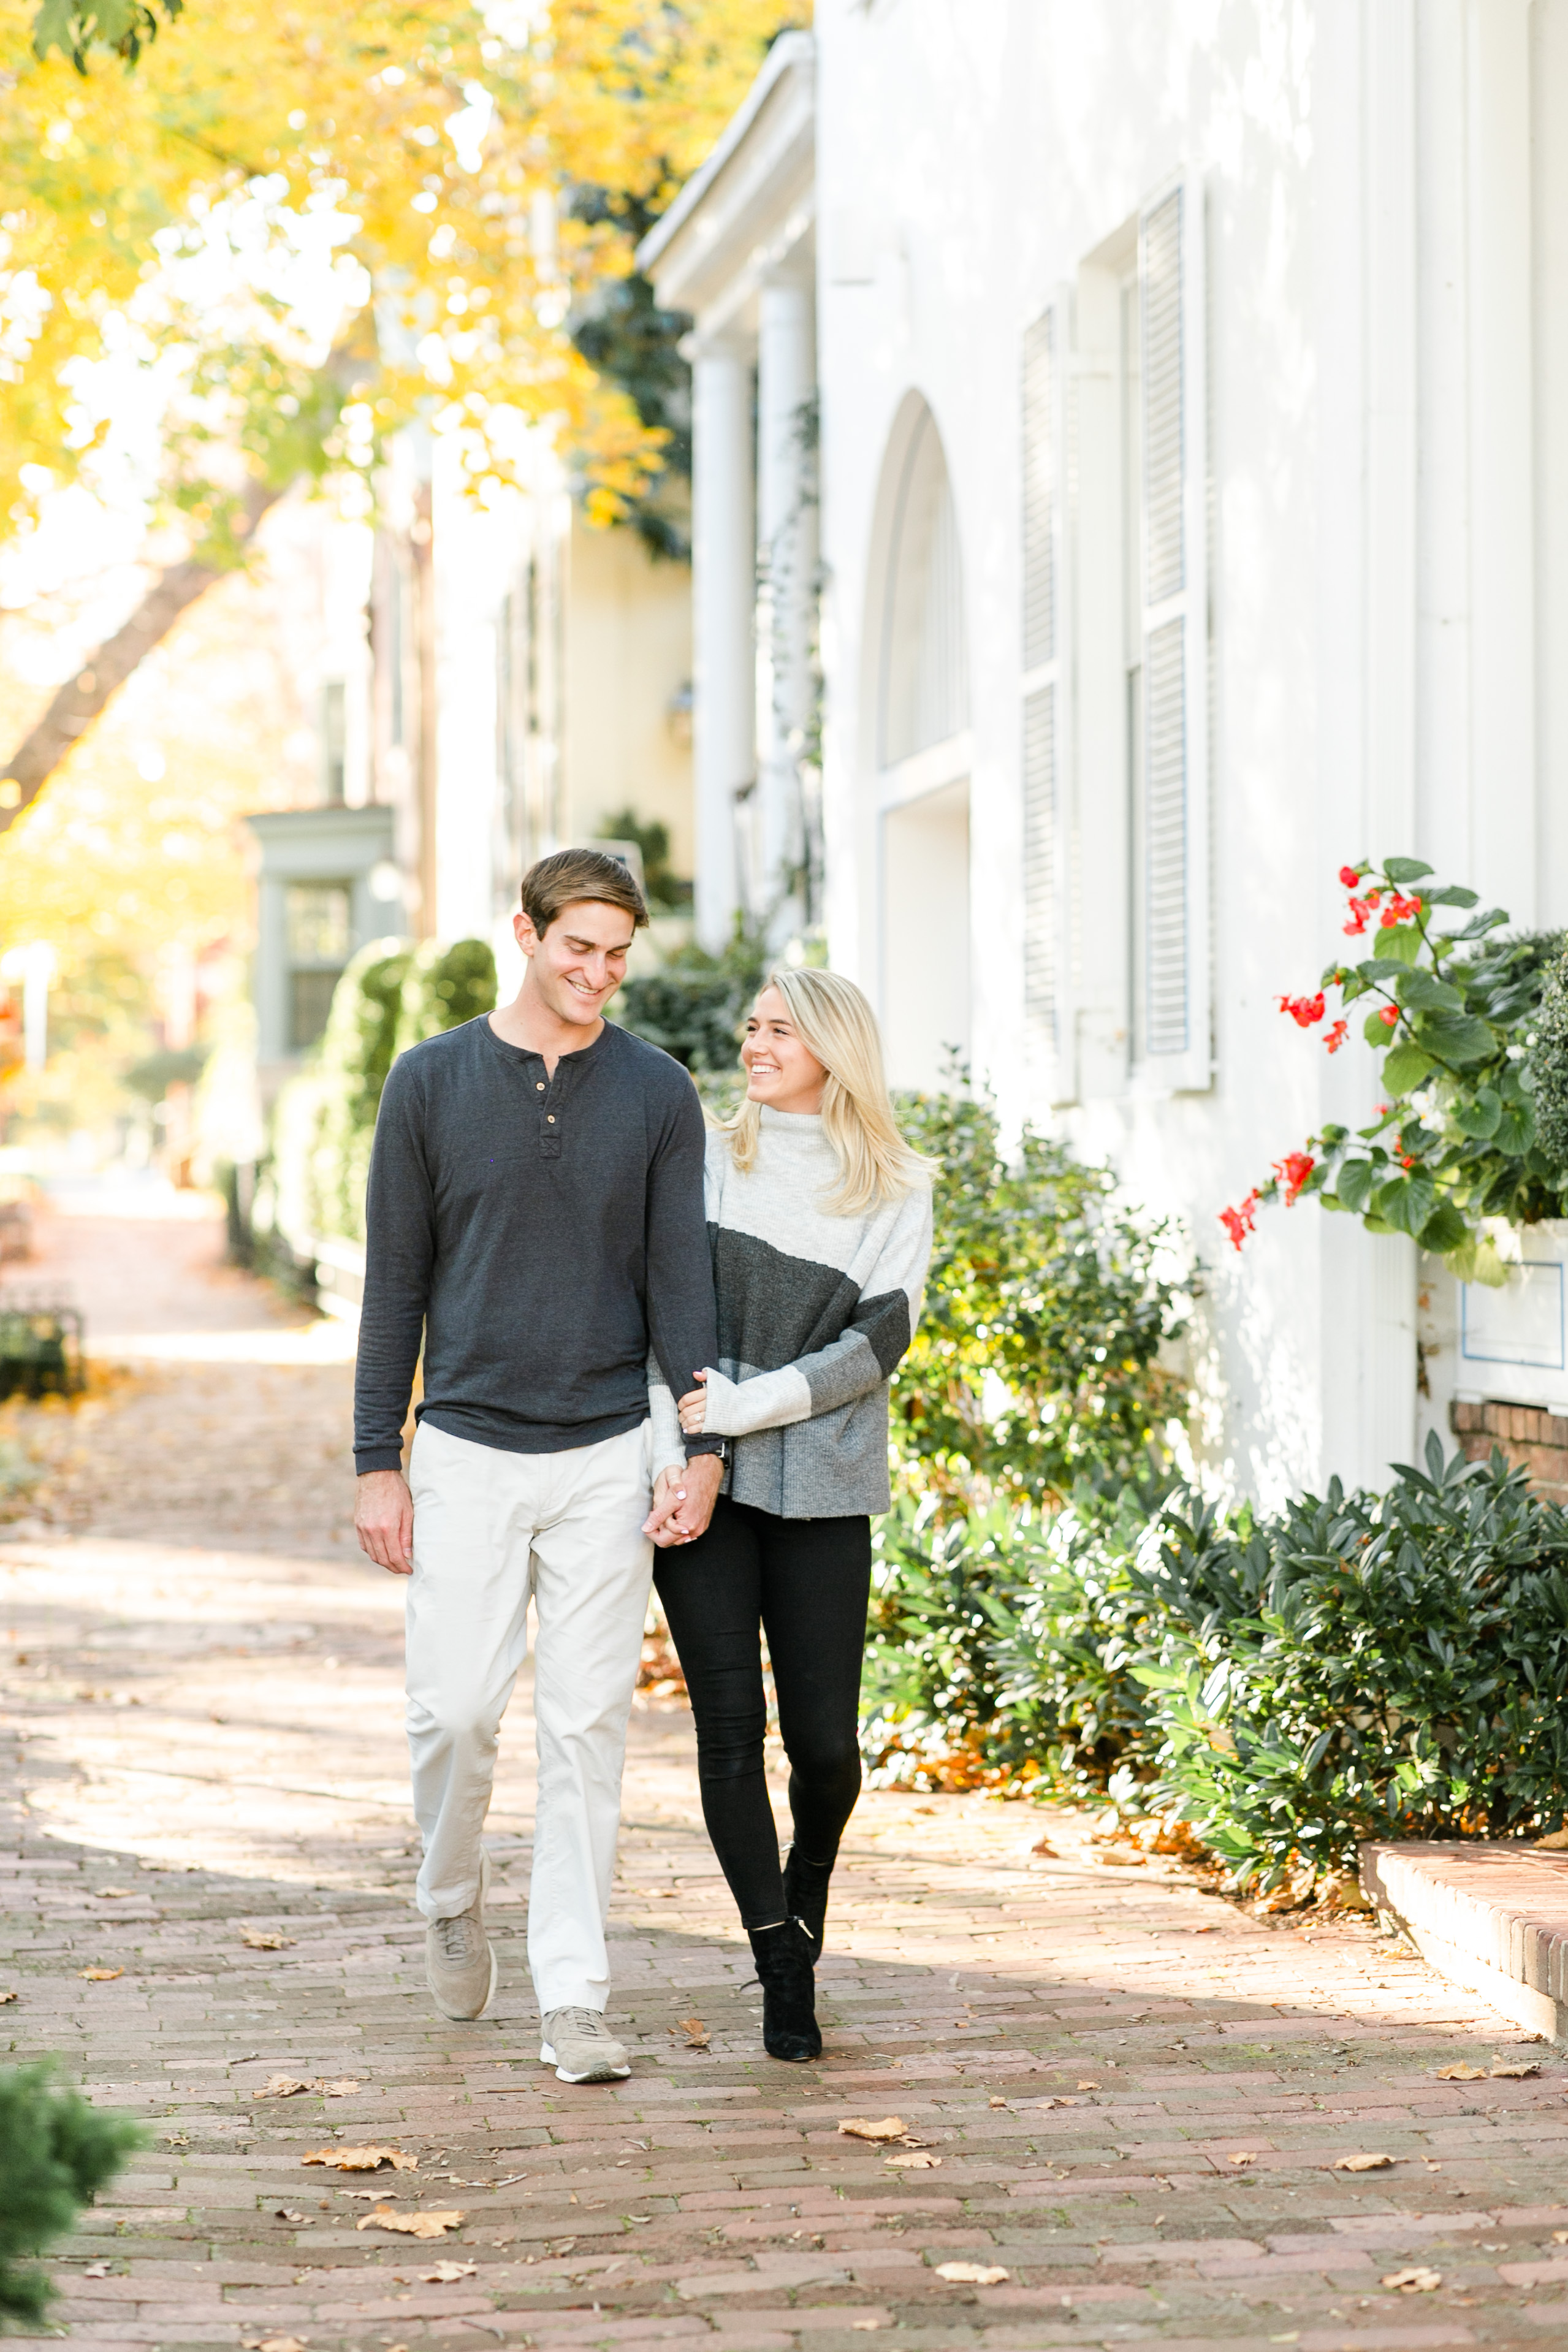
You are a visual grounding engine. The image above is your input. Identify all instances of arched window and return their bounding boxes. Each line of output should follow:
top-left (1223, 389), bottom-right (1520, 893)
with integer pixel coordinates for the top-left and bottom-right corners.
top-left (878, 402), bottom-right (969, 769)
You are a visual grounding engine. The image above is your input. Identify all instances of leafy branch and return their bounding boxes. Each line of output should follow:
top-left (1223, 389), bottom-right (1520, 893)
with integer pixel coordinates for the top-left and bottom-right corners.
top-left (1220, 858), bottom-right (1566, 1281)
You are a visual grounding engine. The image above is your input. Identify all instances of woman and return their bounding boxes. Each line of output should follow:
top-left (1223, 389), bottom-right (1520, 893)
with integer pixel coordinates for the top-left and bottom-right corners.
top-left (649, 968), bottom-right (933, 2063)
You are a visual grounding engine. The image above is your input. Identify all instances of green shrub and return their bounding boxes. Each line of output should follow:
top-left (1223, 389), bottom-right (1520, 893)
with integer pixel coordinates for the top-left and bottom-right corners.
top-left (0, 2063), bottom-right (141, 2327)
top-left (305, 937), bottom-right (410, 1246)
top-left (264, 937), bottom-right (495, 1250)
top-left (862, 1485), bottom-right (1168, 1794)
top-left (1529, 936), bottom-right (1568, 1173)
top-left (1133, 1436), bottom-right (1568, 1887)
top-left (863, 1437), bottom-right (1568, 1886)
top-left (615, 926), bottom-right (767, 1072)
top-left (889, 1087), bottom-right (1188, 1512)
top-left (392, 937), bottom-right (498, 1060)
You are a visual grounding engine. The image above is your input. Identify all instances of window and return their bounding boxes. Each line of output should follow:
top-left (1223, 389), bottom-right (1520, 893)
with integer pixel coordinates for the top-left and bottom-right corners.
top-left (286, 881), bottom-right (352, 1051)
top-left (1125, 180), bottom-right (1209, 1089)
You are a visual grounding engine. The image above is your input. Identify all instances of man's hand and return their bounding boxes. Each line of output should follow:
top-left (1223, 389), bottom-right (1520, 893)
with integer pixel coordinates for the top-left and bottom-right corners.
top-left (643, 1452), bottom-right (723, 1547)
top-left (356, 1469), bottom-right (414, 1575)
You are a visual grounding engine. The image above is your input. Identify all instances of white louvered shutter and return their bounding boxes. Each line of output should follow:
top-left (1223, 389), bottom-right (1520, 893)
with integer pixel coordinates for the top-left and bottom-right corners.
top-left (1022, 295), bottom-right (1072, 1100)
top-left (1136, 180), bottom-right (1209, 1087)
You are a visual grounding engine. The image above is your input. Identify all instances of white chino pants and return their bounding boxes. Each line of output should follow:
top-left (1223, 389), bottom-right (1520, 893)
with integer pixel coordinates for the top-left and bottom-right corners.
top-left (405, 1415), bottom-right (654, 2015)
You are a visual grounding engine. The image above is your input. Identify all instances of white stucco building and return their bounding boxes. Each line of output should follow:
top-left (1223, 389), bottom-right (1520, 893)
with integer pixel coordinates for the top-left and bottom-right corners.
top-left (641, 2), bottom-right (1568, 1505)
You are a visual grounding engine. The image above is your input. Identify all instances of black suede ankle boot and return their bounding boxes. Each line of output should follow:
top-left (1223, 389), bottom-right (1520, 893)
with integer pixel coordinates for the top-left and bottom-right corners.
top-left (783, 1848), bottom-right (834, 1963)
top-left (748, 1918), bottom-right (821, 2062)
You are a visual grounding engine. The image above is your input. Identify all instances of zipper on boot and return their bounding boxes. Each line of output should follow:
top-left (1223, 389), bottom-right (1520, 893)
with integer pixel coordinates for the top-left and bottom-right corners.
top-left (782, 1847), bottom-right (834, 1963)
top-left (748, 1917), bottom-right (821, 2062)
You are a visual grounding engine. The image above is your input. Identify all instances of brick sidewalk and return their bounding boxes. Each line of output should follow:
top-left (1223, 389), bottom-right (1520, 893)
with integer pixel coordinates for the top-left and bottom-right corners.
top-left (5, 1352), bottom-right (1568, 2350)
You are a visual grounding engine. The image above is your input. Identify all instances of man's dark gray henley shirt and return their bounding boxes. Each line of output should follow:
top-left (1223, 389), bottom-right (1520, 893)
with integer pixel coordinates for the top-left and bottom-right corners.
top-left (352, 1014), bottom-right (722, 1474)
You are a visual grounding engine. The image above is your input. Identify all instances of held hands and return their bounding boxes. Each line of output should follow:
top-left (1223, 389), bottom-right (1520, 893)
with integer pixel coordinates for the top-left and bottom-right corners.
top-left (356, 1468), bottom-right (414, 1575)
top-left (677, 1368), bottom-right (709, 1434)
top-left (642, 1451), bottom-right (722, 1548)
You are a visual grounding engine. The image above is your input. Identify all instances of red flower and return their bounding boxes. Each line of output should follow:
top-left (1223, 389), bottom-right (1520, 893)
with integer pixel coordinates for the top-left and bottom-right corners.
top-left (1325, 1019), bottom-right (1349, 1054)
top-left (1382, 889), bottom-right (1423, 927)
top-left (1343, 897), bottom-right (1371, 936)
top-left (1365, 888), bottom-right (1382, 906)
top-left (1219, 1189), bottom-right (1260, 1252)
top-left (1400, 1155), bottom-right (1415, 1168)
top-left (1338, 864), bottom-right (1361, 888)
top-left (1272, 1151), bottom-right (1316, 1208)
top-left (1379, 1006), bottom-right (1399, 1027)
top-left (1278, 991), bottom-right (1326, 1027)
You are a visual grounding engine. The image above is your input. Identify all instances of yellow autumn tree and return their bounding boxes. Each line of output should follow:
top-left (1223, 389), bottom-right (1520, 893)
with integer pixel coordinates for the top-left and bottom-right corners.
top-left (0, 0), bottom-right (808, 819)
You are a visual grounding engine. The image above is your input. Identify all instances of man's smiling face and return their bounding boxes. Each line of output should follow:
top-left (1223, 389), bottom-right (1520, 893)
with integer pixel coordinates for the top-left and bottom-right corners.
top-left (515, 896), bottom-right (637, 1029)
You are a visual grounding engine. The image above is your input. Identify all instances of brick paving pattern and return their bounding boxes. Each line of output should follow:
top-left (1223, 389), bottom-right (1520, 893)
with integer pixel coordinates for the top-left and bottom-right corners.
top-left (4, 1208), bottom-right (1568, 2350)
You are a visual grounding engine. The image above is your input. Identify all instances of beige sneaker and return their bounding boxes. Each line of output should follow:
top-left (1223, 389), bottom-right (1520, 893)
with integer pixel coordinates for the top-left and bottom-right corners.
top-left (540, 2005), bottom-right (631, 2082)
top-left (425, 1851), bottom-right (497, 2022)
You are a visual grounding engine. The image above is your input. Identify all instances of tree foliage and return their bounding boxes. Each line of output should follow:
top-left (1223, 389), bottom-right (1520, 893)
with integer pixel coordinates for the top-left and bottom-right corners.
top-left (0, 0), bottom-right (806, 538)
top-left (0, 2062), bottom-right (142, 2326)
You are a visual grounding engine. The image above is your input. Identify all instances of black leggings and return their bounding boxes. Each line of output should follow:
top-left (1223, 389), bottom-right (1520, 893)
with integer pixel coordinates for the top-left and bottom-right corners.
top-left (653, 1494), bottom-right (872, 1929)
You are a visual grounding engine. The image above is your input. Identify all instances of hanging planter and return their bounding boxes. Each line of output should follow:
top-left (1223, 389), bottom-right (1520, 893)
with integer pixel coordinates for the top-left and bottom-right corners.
top-left (1219, 859), bottom-right (1566, 1285)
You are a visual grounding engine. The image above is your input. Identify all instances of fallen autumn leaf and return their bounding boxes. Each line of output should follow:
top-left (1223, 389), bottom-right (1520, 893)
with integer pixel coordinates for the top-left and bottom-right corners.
top-left (253, 2076), bottom-right (311, 2100)
top-left (419, 2259), bottom-right (478, 2282)
top-left (1381, 2266), bottom-right (1441, 2293)
top-left (357, 2207), bottom-right (465, 2239)
top-left (935, 2261), bottom-right (1010, 2285)
top-left (302, 2146), bottom-right (416, 2172)
top-left (1333, 2152), bottom-right (1394, 2171)
top-left (838, 2117), bottom-right (906, 2142)
top-left (1435, 2062), bottom-right (1488, 2080)
top-left (885, 2150), bottom-right (940, 2169)
top-left (78, 1968), bottom-right (122, 1982)
top-left (242, 1930), bottom-right (296, 1951)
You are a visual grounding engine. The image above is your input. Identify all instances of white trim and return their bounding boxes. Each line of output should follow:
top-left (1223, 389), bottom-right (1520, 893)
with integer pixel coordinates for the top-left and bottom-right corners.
top-left (637, 32), bottom-right (813, 276)
top-left (877, 729), bottom-right (973, 812)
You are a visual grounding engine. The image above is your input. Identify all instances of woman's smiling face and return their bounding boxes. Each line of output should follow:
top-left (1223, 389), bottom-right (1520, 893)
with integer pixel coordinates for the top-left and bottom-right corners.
top-left (740, 984), bottom-right (828, 1115)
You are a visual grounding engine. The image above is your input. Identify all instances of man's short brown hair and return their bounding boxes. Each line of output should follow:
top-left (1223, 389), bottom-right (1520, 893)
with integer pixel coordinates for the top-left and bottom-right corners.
top-left (520, 847), bottom-right (649, 938)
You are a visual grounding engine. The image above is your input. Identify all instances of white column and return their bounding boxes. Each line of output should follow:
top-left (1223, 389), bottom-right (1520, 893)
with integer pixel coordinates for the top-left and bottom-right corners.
top-left (690, 337), bottom-right (755, 951)
top-left (755, 270), bottom-right (818, 943)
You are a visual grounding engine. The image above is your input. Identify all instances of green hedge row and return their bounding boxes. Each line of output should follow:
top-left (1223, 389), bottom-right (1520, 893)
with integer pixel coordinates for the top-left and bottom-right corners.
top-left (263, 935), bottom-right (496, 1250)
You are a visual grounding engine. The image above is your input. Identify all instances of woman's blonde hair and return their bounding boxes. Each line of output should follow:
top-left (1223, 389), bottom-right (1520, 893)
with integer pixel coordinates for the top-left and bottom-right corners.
top-left (723, 967), bottom-right (932, 1215)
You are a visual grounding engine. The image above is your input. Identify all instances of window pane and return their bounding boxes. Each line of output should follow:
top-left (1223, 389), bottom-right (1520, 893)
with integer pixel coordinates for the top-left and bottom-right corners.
top-left (289, 967), bottom-right (341, 1052)
top-left (286, 882), bottom-right (352, 964)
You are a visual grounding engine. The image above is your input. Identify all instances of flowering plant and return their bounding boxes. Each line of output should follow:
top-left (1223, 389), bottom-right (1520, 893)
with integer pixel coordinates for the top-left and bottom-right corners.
top-left (1220, 858), bottom-right (1566, 1282)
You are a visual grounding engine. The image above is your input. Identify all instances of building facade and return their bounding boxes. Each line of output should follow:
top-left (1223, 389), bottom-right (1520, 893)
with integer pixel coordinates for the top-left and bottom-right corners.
top-left (642, 1), bottom-right (1568, 1505)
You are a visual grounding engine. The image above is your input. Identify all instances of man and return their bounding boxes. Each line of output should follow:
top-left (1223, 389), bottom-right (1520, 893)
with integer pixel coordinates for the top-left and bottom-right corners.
top-left (354, 848), bottom-right (724, 2084)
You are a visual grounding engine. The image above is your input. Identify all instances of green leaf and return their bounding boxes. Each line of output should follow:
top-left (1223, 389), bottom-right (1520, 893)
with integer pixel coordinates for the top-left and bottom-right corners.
top-left (1451, 1087), bottom-right (1501, 1138)
top-left (1375, 1173), bottom-right (1437, 1236)
top-left (1426, 885), bottom-right (1479, 908)
top-left (1382, 857), bottom-right (1434, 885)
top-left (1418, 1199), bottom-right (1469, 1254)
top-left (1411, 1010), bottom-right (1497, 1065)
top-left (1395, 969), bottom-right (1464, 1013)
top-left (1374, 923), bottom-right (1422, 967)
top-left (1364, 1008), bottom-right (1398, 1046)
top-left (1333, 1158), bottom-right (1377, 1214)
top-left (1444, 908), bottom-right (1510, 943)
top-left (1381, 1043), bottom-right (1436, 1095)
top-left (1495, 1103), bottom-right (1535, 1154)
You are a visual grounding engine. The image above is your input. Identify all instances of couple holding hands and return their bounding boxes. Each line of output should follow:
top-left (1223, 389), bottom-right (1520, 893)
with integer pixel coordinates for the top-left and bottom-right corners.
top-left (354, 848), bottom-right (932, 2080)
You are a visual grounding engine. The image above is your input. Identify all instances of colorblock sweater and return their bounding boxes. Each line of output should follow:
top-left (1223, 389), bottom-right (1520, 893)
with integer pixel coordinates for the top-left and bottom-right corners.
top-left (650, 1106), bottom-right (934, 1518)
